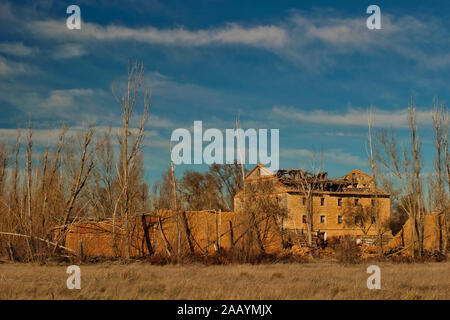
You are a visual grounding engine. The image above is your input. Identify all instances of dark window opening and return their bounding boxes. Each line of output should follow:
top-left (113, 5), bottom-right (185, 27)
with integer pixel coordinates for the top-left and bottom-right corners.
top-left (320, 198), bottom-right (325, 206)
top-left (338, 198), bottom-right (342, 206)
top-left (302, 215), bottom-right (307, 224)
top-left (338, 216), bottom-right (343, 224)
top-left (320, 215), bottom-right (326, 223)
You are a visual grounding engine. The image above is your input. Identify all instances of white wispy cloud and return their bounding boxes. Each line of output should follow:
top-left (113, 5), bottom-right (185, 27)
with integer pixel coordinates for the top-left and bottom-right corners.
top-left (39, 88), bottom-right (95, 109)
top-left (51, 43), bottom-right (87, 59)
top-left (0, 125), bottom-right (170, 149)
top-left (145, 115), bottom-right (174, 129)
top-left (272, 106), bottom-right (432, 128)
top-left (0, 127), bottom-right (74, 146)
top-left (17, 9), bottom-right (450, 71)
top-left (0, 42), bottom-right (39, 56)
top-left (0, 86), bottom-right (108, 122)
top-left (147, 72), bottom-right (228, 106)
top-left (0, 56), bottom-right (37, 76)
top-left (28, 20), bottom-right (288, 49)
top-left (281, 148), bottom-right (366, 167)
top-left (277, 12), bottom-right (450, 70)
top-left (323, 131), bottom-right (364, 137)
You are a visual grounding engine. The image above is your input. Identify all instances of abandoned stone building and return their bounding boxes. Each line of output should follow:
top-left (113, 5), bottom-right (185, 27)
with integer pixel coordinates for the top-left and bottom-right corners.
top-left (234, 164), bottom-right (392, 242)
top-left (64, 164), bottom-right (393, 257)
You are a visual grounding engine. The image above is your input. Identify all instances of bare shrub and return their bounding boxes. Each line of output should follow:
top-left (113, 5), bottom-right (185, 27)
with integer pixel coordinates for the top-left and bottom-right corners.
top-left (330, 236), bottom-right (361, 264)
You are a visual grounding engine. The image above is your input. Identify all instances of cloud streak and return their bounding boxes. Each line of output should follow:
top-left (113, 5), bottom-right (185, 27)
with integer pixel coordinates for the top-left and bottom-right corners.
top-left (20, 9), bottom-right (450, 71)
top-left (272, 106), bottom-right (432, 128)
top-left (29, 20), bottom-right (288, 49)
top-left (281, 148), bottom-right (366, 167)
top-left (51, 43), bottom-right (87, 59)
top-left (0, 56), bottom-right (37, 76)
top-left (0, 42), bottom-right (39, 56)
top-left (274, 11), bottom-right (450, 71)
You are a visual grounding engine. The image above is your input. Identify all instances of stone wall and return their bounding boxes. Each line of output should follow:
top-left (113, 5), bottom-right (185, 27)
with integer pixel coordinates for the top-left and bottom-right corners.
top-left (65, 210), bottom-right (284, 257)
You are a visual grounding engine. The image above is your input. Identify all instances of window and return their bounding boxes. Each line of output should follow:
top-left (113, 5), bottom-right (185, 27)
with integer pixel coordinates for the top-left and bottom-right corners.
top-left (338, 198), bottom-right (342, 207)
top-left (371, 199), bottom-right (375, 207)
top-left (320, 215), bottom-right (326, 223)
top-left (354, 198), bottom-right (359, 206)
top-left (338, 216), bottom-right (343, 224)
top-left (302, 215), bottom-right (307, 224)
top-left (371, 216), bottom-right (376, 224)
top-left (320, 198), bottom-right (325, 206)
top-left (302, 197), bottom-right (306, 206)
top-left (355, 216), bottom-right (361, 224)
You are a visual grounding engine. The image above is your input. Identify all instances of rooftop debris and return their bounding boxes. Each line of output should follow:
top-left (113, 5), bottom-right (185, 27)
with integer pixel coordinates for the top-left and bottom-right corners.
top-left (274, 169), bottom-right (379, 194)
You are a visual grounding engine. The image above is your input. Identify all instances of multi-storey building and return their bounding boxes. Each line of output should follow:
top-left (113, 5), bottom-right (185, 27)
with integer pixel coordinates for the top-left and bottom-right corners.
top-left (234, 164), bottom-right (391, 241)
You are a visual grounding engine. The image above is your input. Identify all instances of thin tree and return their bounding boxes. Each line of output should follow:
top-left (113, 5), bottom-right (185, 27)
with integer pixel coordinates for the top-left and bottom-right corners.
top-left (170, 142), bottom-right (181, 262)
top-left (409, 103), bottom-right (425, 256)
top-left (291, 151), bottom-right (324, 247)
top-left (367, 107), bottom-right (384, 255)
top-left (114, 61), bottom-right (151, 259)
top-left (432, 101), bottom-right (448, 254)
top-left (442, 107), bottom-right (448, 253)
top-left (376, 100), bottom-right (425, 257)
top-left (26, 124), bottom-right (34, 260)
top-left (56, 126), bottom-right (95, 252)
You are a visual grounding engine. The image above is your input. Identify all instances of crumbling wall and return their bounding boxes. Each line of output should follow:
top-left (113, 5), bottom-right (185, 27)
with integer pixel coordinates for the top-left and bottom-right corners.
top-left (390, 214), bottom-right (444, 252)
top-left (65, 210), bottom-right (284, 257)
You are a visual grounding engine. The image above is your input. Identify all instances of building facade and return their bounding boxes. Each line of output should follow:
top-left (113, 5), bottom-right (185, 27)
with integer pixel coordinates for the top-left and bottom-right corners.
top-left (234, 164), bottom-right (391, 241)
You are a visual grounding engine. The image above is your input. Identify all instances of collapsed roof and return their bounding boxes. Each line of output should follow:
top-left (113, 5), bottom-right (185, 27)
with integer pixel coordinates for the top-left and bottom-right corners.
top-left (243, 164), bottom-right (389, 196)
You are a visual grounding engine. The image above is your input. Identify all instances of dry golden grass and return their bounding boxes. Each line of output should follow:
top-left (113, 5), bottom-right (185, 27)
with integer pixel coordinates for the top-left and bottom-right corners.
top-left (0, 261), bottom-right (448, 299)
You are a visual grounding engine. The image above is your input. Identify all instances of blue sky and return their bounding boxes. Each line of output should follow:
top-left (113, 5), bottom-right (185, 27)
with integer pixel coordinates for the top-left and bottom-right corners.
top-left (0, 0), bottom-right (449, 183)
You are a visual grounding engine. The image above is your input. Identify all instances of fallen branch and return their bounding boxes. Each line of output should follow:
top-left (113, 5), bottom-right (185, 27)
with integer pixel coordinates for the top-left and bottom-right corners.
top-left (0, 232), bottom-right (76, 254)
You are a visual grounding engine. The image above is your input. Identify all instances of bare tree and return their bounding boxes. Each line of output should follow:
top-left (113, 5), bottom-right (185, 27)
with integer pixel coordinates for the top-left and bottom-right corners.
top-left (236, 179), bottom-right (288, 259)
top-left (209, 161), bottom-right (245, 211)
top-left (169, 142), bottom-right (182, 262)
top-left (343, 199), bottom-right (377, 238)
top-left (280, 151), bottom-right (324, 247)
top-left (181, 170), bottom-right (228, 211)
top-left (432, 101), bottom-right (448, 254)
top-left (56, 127), bottom-right (95, 251)
top-left (445, 110), bottom-right (450, 253)
top-left (367, 107), bottom-right (386, 255)
top-left (25, 124), bottom-right (34, 260)
top-left (114, 61), bottom-right (151, 259)
top-left (91, 128), bottom-right (117, 220)
top-left (409, 104), bottom-right (425, 256)
top-left (376, 100), bottom-right (425, 257)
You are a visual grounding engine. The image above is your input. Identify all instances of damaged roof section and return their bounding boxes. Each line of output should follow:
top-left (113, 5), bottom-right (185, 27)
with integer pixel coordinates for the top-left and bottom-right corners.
top-left (243, 164), bottom-right (389, 197)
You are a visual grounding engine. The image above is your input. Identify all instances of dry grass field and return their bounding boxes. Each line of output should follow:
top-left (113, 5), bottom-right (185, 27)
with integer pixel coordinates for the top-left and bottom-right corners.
top-left (0, 261), bottom-right (448, 300)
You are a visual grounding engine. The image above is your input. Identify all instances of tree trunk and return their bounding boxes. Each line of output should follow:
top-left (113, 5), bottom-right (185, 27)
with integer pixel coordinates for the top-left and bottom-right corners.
top-left (158, 216), bottom-right (172, 257)
top-left (141, 214), bottom-right (154, 255)
top-left (182, 211), bottom-right (194, 255)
